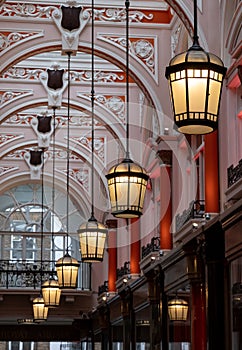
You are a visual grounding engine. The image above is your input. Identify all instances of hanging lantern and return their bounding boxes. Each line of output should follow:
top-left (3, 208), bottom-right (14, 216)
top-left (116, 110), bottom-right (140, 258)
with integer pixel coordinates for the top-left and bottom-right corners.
top-left (55, 253), bottom-right (80, 289)
top-left (168, 297), bottom-right (189, 321)
top-left (165, 0), bottom-right (227, 135)
top-left (106, 158), bottom-right (149, 218)
top-left (165, 48), bottom-right (227, 134)
top-left (78, 216), bottom-right (107, 262)
top-left (33, 296), bottom-right (48, 323)
top-left (42, 276), bottom-right (61, 307)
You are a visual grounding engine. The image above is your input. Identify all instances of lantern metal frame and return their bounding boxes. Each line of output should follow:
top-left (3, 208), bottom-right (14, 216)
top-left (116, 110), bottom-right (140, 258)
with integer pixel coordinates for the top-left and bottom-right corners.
top-left (33, 296), bottom-right (48, 323)
top-left (165, 0), bottom-right (227, 135)
top-left (168, 297), bottom-right (189, 321)
top-left (106, 0), bottom-right (149, 218)
top-left (78, 0), bottom-right (107, 263)
top-left (55, 51), bottom-right (80, 289)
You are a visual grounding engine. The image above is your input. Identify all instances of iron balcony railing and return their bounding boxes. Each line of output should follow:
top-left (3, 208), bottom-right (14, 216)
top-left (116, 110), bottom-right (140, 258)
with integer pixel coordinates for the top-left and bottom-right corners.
top-left (116, 261), bottom-right (130, 280)
top-left (175, 199), bottom-right (205, 232)
top-left (98, 280), bottom-right (108, 296)
top-left (141, 237), bottom-right (160, 259)
top-left (0, 259), bottom-right (91, 290)
top-left (227, 159), bottom-right (242, 188)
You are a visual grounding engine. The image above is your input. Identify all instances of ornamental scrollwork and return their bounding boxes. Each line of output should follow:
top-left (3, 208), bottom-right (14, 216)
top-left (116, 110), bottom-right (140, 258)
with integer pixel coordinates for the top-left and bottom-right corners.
top-left (0, 2), bottom-right (57, 19)
top-left (69, 168), bottom-right (89, 192)
top-left (0, 90), bottom-right (26, 107)
top-left (73, 136), bottom-right (104, 162)
top-left (99, 35), bottom-right (155, 75)
top-left (0, 166), bottom-right (18, 176)
top-left (93, 8), bottom-right (153, 23)
top-left (71, 70), bottom-right (124, 83)
top-left (96, 95), bottom-right (125, 123)
top-left (0, 134), bottom-right (21, 145)
top-left (0, 32), bottom-right (36, 51)
top-left (1, 67), bottom-right (44, 80)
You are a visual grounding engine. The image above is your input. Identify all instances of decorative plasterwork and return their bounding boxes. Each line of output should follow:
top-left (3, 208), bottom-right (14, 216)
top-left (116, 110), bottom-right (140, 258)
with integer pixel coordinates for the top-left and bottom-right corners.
top-left (1, 66), bottom-right (44, 80)
top-left (1, 66), bottom-right (124, 84)
top-left (0, 3), bottom-right (57, 18)
top-left (0, 30), bottom-right (44, 55)
top-left (0, 165), bottom-right (19, 176)
top-left (71, 69), bottom-right (124, 83)
top-left (6, 149), bottom-right (28, 160)
top-left (72, 136), bottom-right (105, 163)
top-left (2, 112), bottom-right (104, 128)
top-left (171, 24), bottom-right (181, 57)
top-left (93, 7), bottom-right (153, 23)
top-left (0, 3), bottom-right (152, 22)
top-left (78, 93), bottom-right (125, 124)
top-left (57, 114), bottom-right (103, 127)
top-left (56, 167), bottom-right (89, 193)
top-left (0, 133), bottom-right (24, 146)
top-left (52, 5), bottom-right (90, 55)
top-left (3, 113), bottom-right (40, 125)
top-left (165, 0), bottom-right (193, 38)
top-left (0, 89), bottom-right (33, 108)
top-left (97, 34), bottom-right (157, 82)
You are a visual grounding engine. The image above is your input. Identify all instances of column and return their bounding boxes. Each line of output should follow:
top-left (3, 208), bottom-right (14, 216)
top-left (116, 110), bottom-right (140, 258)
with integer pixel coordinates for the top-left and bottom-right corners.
top-left (106, 219), bottom-right (117, 293)
top-left (98, 304), bottom-right (110, 350)
top-left (157, 150), bottom-right (173, 251)
top-left (204, 132), bottom-right (219, 213)
top-left (120, 289), bottom-right (134, 350)
top-left (191, 283), bottom-right (207, 350)
top-left (147, 270), bottom-right (162, 350)
top-left (130, 218), bottom-right (140, 276)
top-left (205, 221), bottom-right (226, 350)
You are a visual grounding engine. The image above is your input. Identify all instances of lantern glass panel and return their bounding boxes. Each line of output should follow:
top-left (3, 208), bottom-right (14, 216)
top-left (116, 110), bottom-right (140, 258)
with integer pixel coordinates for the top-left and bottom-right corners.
top-left (33, 297), bottom-right (48, 322)
top-left (42, 279), bottom-right (61, 307)
top-left (208, 78), bottom-right (222, 115)
top-left (188, 75), bottom-right (207, 112)
top-left (56, 255), bottom-right (79, 289)
top-left (171, 78), bottom-right (186, 115)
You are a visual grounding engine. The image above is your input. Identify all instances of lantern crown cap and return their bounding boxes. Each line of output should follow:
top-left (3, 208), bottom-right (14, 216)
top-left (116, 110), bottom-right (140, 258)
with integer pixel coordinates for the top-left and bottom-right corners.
top-left (78, 217), bottom-right (107, 232)
top-left (55, 253), bottom-right (79, 267)
top-left (106, 158), bottom-right (148, 179)
top-left (167, 46), bottom-right (226, 70)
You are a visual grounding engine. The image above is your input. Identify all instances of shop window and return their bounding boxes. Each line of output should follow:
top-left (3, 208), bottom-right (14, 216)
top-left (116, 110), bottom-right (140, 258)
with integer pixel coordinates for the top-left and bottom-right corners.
top-left (8, 342), bottom-right (34, 350)
top-left (231, 257), bottom-right (242, 350)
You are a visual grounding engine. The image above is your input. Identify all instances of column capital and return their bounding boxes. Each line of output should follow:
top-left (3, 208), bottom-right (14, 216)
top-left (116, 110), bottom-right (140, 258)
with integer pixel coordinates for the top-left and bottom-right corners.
top-left (105, 219), bottom-right (118, 229)
top-left (156, 150), bottom-right (172, 165)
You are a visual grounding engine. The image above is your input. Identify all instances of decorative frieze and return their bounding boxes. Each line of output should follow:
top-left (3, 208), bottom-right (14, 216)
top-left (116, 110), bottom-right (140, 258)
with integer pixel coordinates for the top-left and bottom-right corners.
top-left (98, 34), bottom-right (156, 76)
top-left (0, 30), bottom-right (42, 52)
top-left (1, 66), bottom-right (44, 80)
top-left (0, 3), bottom-right (153, 23)
top-left (57, 167), bottom-right (89, 192)
top-left (93, 7), bottom-right (153, 23)
top-left (0, 165), bottom-right (18, 176)
top-left (0, 2), bottom-right (57, 18)
top-left (0, 133), bottom-right (23, 145)
top-left (71, 69), bottom-right (124, 83)
top-left (0, 89), bottom-right (32, 107)
top-left (72, 136), bottom-right (104, 162)
top-left (79, 93), bottom-right (125, 123)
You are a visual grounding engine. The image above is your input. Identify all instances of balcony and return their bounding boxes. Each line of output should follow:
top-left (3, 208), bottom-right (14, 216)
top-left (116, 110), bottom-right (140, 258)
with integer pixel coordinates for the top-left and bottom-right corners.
top-left (226, 159), bottom-right (242, 203)
top-left (0, 259), bottom-right (91, 291)
top-left (174, 200), bottom-right (206, 244)
top-left (139, 237), bottom-right (161, 271)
